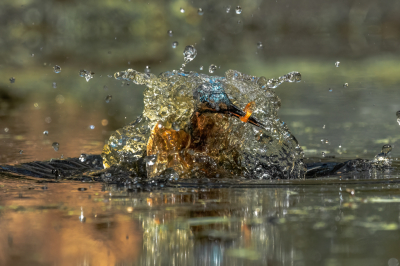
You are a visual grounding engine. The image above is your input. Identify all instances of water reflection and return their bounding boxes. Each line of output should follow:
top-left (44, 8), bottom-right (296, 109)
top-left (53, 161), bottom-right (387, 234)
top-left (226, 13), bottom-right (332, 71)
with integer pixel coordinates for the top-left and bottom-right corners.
top-left (1, 178), bottom-right (400, 265)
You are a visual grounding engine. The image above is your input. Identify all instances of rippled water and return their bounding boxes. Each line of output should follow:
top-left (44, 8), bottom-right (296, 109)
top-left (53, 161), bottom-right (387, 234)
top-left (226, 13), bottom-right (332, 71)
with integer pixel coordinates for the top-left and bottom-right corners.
top-left (2, 175), bottom-right (400, 266)
top-left (2, 0), bottom-right (400, 265)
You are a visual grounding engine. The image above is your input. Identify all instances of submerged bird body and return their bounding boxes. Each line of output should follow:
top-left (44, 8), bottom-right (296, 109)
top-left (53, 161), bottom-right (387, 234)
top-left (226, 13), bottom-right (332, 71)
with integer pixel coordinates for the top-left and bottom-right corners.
top-left (102, 69), bottom-right (306, 179)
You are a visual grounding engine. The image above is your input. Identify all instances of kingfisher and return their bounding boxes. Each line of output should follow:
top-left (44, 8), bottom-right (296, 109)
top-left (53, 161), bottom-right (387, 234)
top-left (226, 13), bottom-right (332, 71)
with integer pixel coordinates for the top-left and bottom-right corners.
top-left (193, 79), bottom-right (265, 128)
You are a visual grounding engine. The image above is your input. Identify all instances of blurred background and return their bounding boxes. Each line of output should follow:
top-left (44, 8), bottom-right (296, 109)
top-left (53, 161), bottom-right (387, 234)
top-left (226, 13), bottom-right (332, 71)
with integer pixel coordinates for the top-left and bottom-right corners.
top-left (1, 0), bottom-right (400, 164)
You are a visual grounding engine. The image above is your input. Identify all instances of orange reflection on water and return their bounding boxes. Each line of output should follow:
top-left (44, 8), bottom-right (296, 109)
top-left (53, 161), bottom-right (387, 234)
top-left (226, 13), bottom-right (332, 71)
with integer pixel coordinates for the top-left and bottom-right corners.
top-left (0, 181), bottom-right (142, 266)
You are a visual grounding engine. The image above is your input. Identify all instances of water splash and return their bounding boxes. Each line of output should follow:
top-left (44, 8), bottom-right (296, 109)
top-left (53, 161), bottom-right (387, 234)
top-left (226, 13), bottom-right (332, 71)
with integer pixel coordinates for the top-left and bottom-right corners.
top-left (103, 67), bottom-right (306, 179)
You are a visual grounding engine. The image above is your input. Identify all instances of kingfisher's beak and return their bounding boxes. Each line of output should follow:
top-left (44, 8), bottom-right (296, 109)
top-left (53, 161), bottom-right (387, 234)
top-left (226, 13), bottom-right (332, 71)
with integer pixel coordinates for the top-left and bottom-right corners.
top-left (227, 104), bottom-right (266, 129)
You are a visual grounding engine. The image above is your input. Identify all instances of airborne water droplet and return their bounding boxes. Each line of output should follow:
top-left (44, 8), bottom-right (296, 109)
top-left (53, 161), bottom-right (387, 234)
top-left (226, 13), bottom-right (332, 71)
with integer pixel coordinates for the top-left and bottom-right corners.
top-left (89, 125), bottom-right (95, 130)
top-left (235, 6), bottom-right (242, 14)
top-left (343, 83), bottom-right (348, 87)
top-left (144, 66), bottom-right (151, 73)
top-left (329, 88), bottom-right (332, 92)
top-left (396, 111), bottom-right (400, 125)
top-left (209, 64), bottom-right (217, 73)
top-left (52, 142), bottom-right (59, 151)
top-left (335, 61), bottom-right (340, 67)
top-left (198, 8), bottom-right (204, 15)
top-left (225, 5), bottom-right (231, 13)
top-left (43, 130), bottom-right (49, 135)
top-left (53, 65), bottom-right (61, 73)
top-left (321, 152), bottom-right (325, 157)
top-left (79, 70), bottom-right (94, 82)
top-left (167, 30), bottom-right (173, 37)
top-left (180, 8), bottom-right (185, 13)
top-left (183, 45), bottom-right (197, 63)
top-left (382, 144), bottom-right (392, 155)
top-left (257, 42), bottom-right (263, 49)
top-left (172, 41), bottom-right (178, 49)
top-left (199, 66), bottom-right (203, 71)
top-left (52, 82), bottom-right (57, 88)
top-left (105, 95), bottom-right (112, 103)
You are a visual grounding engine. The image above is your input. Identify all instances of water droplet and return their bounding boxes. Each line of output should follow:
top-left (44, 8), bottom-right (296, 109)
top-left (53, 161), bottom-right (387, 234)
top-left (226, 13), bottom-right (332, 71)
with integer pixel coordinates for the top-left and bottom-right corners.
top-left (225, 5), bottom-right (231, 13)
top-left (382, 144), bottom-right (392, 155)
top-left (9, 77), bottom-right (15, 83)
top-left (43, 130), bottom-right (49, 135)
top-left (396, 111), bottom-right (400, 125)
top-left (55, 95), bottom-right (65, 104)
top-left (53, 65), bottom-right (61, 73)
top-left (79, 69), bottom-right (94, 82)
top-left (19, 150), bottom-right (23, 154)
top-left (209, 64), bottom-right (217, 73)
top-left (180, 8), bottom-right (185, 13)
top-left (257, 42), bottom-right (263, 49)
top-left (328, 88), bottom-right (332, 92)
top-left (144, 155), bottom-right (157, 166)
top-left (183, 45), bottom-right (197, 63)
top-left (343, 83), bottom-right (348, 87)
top-left (31, 53), bottom-right (34, 57)
top-left (89, 125), bottom-right (95, 130)
top-left (200, 66), bottom-right (203, 70)
top-left (198, 8), bottom-right (204, 15)
top-left (167, 30), bottom-right (173, 37)
top-left (335, 61), bottom-right (340, 67)
top-left (52, 82), bottom-right (57, 88)
top-left (105, 95), bottom-right (112, 103)
top-left (52, 142), bottom-right (59, 152)
top-left (339, 144), bottom-right (342, 148)
top-left (323, 125), bottom-right (326, 129)
top-left (325, 139), bottom-right (329, 144)
top-left (144, 66), bottom-right (151, 73)
top-left (4, 128), bottom-right (9, 133)
top-left (79, 212), bottom-right (86, 223)
top-left (79, 154), bottom-right (87, 162)
top-left (172, 41), bottom-right (178, 48)
top-left (388, 258), bottom-right (399, 266)
top-left (321, 152), bottom-right (325, 157)
top-left (235, 6), bottom-right (242, 14)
